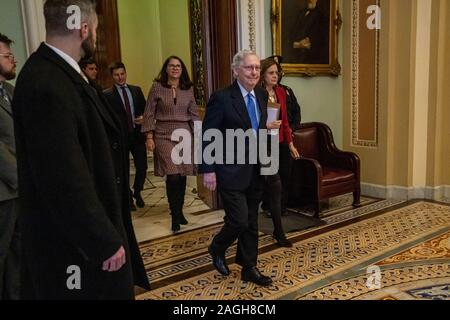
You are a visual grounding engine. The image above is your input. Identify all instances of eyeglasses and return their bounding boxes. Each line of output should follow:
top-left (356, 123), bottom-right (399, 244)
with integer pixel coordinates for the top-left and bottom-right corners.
top-left (0, 53), bottom-right (15, 61)
top-left (168, 64), bottom-right (182, 69)
top-left (241, 65), bottom-right (261, 72)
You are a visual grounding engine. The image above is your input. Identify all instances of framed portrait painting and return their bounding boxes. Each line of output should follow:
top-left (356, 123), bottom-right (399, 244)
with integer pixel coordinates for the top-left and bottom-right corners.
top-left (271, 0), bottom-right (342, 76)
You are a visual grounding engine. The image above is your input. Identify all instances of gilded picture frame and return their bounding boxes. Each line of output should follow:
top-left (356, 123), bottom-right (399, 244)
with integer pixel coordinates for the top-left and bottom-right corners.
top-left (271, 0), bottom-right (342, 76)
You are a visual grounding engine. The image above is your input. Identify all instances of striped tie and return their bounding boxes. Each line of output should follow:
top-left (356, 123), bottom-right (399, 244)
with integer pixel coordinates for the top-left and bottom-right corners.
top-left (0, 86), bottom-right (9, 103)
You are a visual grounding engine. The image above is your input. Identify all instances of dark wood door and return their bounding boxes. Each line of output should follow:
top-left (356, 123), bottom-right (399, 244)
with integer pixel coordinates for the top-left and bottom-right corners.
top-left (190, 0), bottom-right (238, 209)
top-left (95, 0), bottom-right (121, 89)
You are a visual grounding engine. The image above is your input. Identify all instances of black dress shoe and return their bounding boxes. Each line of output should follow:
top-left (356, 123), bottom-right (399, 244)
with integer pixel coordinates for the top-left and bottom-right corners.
top-left (172, 220), bottom-right (180, 232)
top-left (274, 234), bottom-right (293, 248)
top-left (241, 267), bottom-right (273, 287)
top-left (134, 193), bottom-right (145, 208)
top-left (177, 213), bottom-right (189, 225)
top-left (208, 245), bottom-right (230, 276)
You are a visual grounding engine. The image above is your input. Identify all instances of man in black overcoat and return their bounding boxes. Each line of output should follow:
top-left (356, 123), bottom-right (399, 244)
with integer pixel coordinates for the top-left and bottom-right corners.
top-left (12, 0), bottom-right (149, 299)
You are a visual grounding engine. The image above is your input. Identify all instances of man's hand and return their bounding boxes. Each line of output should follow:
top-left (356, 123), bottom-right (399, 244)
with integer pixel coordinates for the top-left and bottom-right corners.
top-left (134, 116), bottom-right (144, 125)
top-left (146, 137), bottom-right (155, 152)
top-left (293, 37), bottom-right (311, 49)
top-left (203, 173), bottom-right (217, 192)
top-left (102, 246), bottom-right (126, 272)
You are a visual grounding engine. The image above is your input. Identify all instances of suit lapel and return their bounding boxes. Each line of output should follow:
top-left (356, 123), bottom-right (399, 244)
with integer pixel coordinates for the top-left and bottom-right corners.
top-left (112, 86), bottom-right (127, 116)
top-left (97, 87), bottom-right (124, 135)
top-left (255, 88), bottom-right (267, 130)
top-left (0, 83), bottom-right (13, 116)
top-left (0, 97), bottom-right (12, 116)
top-left (231, 82), bottom-right (252, 129)
top-left (37, 44), bottom-right (120, 135)
top-left (82, 83), bottom-right (119, 135)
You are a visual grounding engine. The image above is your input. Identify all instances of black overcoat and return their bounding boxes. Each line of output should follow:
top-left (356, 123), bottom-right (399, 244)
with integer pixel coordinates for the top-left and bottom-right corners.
top-left (12, 43), bottom-right (149, 299)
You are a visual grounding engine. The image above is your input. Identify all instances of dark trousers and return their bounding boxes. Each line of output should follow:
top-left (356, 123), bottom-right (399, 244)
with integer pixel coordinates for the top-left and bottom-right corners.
top-left (262, 143), bottom-right (292, 213)
top-left (0, 199), bottom-right (20, 300)
top-left (213, 171), bottom-right (264, 269)
top-left (128, 130), bottom-right (148, 194)
top-left (264, 174), bottom-right (286, 238)
top-left (278, 143), bottom-right (293, 213)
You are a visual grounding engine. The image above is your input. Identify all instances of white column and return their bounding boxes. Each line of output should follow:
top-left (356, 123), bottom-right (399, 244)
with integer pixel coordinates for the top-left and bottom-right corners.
top-left (20, 0), bottom-right (46, 56)
top-left (410, 0), bottom-right (432, 188)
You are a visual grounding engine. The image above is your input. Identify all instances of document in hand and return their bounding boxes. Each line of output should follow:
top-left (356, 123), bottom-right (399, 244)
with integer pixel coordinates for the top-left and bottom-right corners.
top-left (267, 101), bottom-right (281, 135)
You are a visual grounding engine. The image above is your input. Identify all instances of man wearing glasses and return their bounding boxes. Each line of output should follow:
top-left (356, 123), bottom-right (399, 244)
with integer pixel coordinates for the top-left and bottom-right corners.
top-left (201, 50), bottom-right (279, 286)
top-left (0, 33), bottom-right (20, 300)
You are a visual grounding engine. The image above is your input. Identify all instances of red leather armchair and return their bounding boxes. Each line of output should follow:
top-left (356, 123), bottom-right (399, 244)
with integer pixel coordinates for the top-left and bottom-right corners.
top-left (289, 122), bottom-right (361, 218)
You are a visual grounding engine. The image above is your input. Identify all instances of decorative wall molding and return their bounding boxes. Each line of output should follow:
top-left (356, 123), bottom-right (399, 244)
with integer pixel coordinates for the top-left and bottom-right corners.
top-left (362, 183), bottom-right (450, 201)
top-left (248, 0), bottom-right (256, 51)
top-left (237, 0), bottom-right (267, 58)
top-left (20, 0), bottom-right (46, 56)
top-left (351, 0), bottom-right (380, 147)
top-left (189, 0), bottom-right (206, 107)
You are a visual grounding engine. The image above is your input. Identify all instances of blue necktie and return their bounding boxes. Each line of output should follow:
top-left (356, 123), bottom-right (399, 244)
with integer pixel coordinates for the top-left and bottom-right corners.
top-left (246, 93), bottom-right (259, 132)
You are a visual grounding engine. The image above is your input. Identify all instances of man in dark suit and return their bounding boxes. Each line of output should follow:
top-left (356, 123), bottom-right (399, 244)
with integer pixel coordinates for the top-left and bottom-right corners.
top-left (79, 57), bottom-right (98, 82)
top-left (79, 57), bottom-right (103, 93)
top-left (12, 0), bottom-right (149, 299)
top-left (0, 33), bottom-right (20, 300)
top-left (104, 63), bottom-right (147, 210)
top-left (200, 50), bottom-right (276, 286)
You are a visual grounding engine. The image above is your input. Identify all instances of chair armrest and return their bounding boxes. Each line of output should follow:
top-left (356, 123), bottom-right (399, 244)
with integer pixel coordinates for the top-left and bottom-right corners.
top-left (293, 156), bottom-right (323, 185)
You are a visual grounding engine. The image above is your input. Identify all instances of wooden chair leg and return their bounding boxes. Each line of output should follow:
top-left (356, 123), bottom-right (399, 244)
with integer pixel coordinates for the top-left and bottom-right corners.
top-left (353, 190), bottom-right (361, 207)
top-left (314, 201), bottom-right (321, 218)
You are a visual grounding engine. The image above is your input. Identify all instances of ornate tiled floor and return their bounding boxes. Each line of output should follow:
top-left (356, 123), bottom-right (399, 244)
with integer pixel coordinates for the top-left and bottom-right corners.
top-left (137, 201), bottom-right (450, 300)
top-left (131, 156), bottom-right (450, 300)
top-left (298, 231), bottom-right (450, 300)
top-left (129, 156), bottom-right (220, 243)
top-left (138, 195), bottom-right (403, 286)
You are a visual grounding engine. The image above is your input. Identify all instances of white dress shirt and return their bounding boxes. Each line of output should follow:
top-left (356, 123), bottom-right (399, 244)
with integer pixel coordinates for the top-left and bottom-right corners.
top-left (45, 43), bottom-right (88, 83)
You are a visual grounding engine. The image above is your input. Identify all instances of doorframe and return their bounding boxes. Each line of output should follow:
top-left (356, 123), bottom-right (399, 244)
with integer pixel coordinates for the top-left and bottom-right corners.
top-left (190, 0), bottom-right (238, 209)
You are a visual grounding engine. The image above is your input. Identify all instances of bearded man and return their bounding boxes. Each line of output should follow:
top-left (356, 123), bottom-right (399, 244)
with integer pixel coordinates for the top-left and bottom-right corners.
top-left (0, 33), bottom-right (20, 300)
top-left (12, 0), bottom-right (149, 299)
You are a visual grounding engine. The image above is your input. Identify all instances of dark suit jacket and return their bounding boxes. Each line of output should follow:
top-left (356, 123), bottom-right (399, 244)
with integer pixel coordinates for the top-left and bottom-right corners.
top-left (283, 85), bottom-right (302, 131)
top-left (12, 43), bottom-right (149, 299)
top-left (199, 81), bottom-right (268, 191)
top-left (103, 85), bottom-right (146, 143)
top-left (0, 82), bottom-right (17, 202)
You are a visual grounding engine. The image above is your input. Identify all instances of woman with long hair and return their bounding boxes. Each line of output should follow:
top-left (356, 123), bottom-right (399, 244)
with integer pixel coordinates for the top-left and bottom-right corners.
top-left (142, 56), bottom-right (199, 232)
